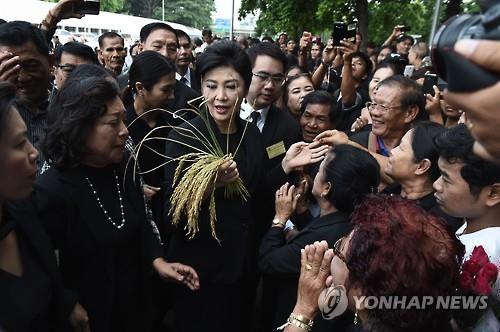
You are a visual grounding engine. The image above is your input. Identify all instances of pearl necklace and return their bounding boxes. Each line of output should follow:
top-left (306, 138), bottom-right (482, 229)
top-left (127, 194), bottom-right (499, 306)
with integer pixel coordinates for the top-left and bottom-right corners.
top-left (85, 170), bottom-right (126, 229)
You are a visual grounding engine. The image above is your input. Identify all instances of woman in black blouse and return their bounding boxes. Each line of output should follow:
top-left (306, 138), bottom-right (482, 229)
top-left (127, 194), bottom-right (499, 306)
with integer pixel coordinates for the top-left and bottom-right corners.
top-left (259, 144), bottom-right (380, 331)
top-left (384, 121), bottom-right (462, 232)
top-left (123, 50), bottom-right (177, 245)
top-left (164, 41), bottom-right (327, 332)
top-left (33, 73), bottom-right (199, 332)
top-left (0, 82), bottom-right (87, 331)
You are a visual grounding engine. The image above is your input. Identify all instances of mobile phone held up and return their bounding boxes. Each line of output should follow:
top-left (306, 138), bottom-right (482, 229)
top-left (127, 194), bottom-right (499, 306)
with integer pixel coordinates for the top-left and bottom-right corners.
top-left (332, 22), bottom-right (357, 47)
top-left (73, 0), bottom-right (100, 15)
top-left (423, 73), bottom-right (438, 96)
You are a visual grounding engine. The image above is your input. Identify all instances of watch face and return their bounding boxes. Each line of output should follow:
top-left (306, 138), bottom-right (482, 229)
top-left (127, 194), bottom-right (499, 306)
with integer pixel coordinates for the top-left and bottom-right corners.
top-left (273, 219), bottom-right (283, 225)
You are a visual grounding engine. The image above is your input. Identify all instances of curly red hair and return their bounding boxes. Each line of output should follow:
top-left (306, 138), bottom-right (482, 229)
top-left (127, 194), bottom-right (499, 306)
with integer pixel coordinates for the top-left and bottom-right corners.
top-left (346, 195), bottom-right (465, 331)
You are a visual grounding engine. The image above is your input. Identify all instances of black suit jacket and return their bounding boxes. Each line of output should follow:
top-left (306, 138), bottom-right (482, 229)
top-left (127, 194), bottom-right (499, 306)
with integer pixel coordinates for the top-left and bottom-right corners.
top-left (259, 212), bottom-right (352, 331)
top-left (1, 201), bottom-right (77, 331)
top-left (189, 68), bottom-right (201, 93)
top-left (166, 80), bottom-right (200, 115)
top-left (32, 164), bottom-right (162, 331)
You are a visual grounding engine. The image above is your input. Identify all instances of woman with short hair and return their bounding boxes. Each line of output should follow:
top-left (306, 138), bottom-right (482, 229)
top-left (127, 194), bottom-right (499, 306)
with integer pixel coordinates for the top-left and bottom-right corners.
top-left (33, 73), bottom-right (198, 331)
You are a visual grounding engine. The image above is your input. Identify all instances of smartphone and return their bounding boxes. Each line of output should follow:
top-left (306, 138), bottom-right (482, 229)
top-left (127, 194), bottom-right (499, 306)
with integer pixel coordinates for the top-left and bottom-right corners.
top-left (423, 73), bottom-right (438, 96)
top-left (400, 26), bottom-right (412, 32)
top-left (404, 65), bottom-right (415, 77)
top-left (332, 22), bottom-right (346, 47)
top-left (74, 0), bottom-right (100, 15)
top-left (345, 22), bottom-right (357, 43)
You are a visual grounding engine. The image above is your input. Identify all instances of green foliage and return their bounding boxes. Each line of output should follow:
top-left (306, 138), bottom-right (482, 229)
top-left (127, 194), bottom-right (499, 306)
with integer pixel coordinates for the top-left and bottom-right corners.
top-left (156, 0), bottom-right (215, 29)
top-left (241, 0), bottom-right (481, 44)
top-left (367, 0), bottom-right (430, 44)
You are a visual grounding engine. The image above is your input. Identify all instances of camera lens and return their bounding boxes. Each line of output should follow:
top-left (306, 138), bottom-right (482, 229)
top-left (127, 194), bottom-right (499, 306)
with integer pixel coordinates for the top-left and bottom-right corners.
top-left (432, 14), bottom-right (483, 81)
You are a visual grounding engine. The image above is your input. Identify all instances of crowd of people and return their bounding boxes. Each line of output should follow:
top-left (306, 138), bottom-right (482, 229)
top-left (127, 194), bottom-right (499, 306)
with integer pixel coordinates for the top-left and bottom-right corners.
top-left (0, 0), bottom-right (499, 331)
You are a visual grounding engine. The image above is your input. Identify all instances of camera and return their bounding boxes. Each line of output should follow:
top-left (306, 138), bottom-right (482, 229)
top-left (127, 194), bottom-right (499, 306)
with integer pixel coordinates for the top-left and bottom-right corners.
top-left (332, 22), bottom-right (357, 46)
top-left (73, 0), bottom-right (100, 15)
top-left (432, 0), bottom-right (500, 92)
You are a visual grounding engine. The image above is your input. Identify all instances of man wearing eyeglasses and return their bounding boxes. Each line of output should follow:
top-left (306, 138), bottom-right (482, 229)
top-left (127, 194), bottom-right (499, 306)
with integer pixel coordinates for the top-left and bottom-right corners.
top-left (241, 42), bottom-right (300, 332)
top-left (316, 75), bottom-right (424, 189)
top-left (242, 42), bottom-right (300, 170)
top-left (53, 42), bottom-right (99, 91)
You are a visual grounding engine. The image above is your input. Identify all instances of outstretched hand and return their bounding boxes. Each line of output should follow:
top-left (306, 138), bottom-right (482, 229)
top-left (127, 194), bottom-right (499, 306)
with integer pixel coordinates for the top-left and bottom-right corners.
top-left (314, 130), bottom-right (349, 147)
top-left (153, 258), bottom-right (200, 291)
top-left (282, 141), bottom-right (329, 174)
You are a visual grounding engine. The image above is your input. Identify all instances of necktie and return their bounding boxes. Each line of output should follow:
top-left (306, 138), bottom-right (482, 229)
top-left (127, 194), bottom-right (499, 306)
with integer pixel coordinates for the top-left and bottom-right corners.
top-left (180, 76), bottom-right (189, 85)
top-left (251, 111), bottom-right (261, 124)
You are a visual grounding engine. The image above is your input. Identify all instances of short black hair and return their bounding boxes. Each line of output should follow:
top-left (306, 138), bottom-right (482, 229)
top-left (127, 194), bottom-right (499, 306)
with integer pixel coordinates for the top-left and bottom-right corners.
top-left (247, 42), bottom-right (287, 71)
top-left (411, 121), bottom-right (445, 182)
top-left (324, 144), bottom-right (380, 213)
top-left (0, 21), bottom-right (48, 56)
top-left (196, 41), bottom-right (252, 93)
top-left (262, 36), bottom-right (274, 43)
top-left (140, 22), bottom-right (178, 44)
top-left (98, 31), bottom-right (124, 48)
top-left (300, 90), bottom-right (340, 124)
top-left (434, 124), bottom-right (500, 196)
top-left (0, 81), bottom-right (17, 139)
top-left (42, 73), bottom-right (120, 169)
top-left (351, 51), bottom-right (373, 79)
top-left (176, 29), bottom-right (191, 44)
top-left (202, 29), bottom-right (212, 37)
top-left (396, 34), bottom-right (415, 45)
top-left (376, 57), bottom-right (405, 76)
top-left (54, 41), bottom-right (99, 65)
top-left (378, 75), bottom-right (425, 119)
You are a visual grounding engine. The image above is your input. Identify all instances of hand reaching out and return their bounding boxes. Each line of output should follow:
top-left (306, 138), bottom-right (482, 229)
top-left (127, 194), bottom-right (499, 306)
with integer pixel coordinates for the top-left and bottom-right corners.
top-left (314, 130), bottom-right (349, 147)
top-left (153, 258), bottom-right (200, 291)
top-left (282, 141), bottom-right (329, 174)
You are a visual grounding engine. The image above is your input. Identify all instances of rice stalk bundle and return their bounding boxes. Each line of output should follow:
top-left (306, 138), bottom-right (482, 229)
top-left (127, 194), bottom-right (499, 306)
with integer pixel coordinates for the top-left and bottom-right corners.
top-left (127, 94), bottom-right (251, 242)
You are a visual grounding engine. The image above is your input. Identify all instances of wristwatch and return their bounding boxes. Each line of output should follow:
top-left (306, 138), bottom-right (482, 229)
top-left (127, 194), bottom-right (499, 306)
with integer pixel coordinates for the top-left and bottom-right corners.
top-left (272, 218), bottom-right (286, 227)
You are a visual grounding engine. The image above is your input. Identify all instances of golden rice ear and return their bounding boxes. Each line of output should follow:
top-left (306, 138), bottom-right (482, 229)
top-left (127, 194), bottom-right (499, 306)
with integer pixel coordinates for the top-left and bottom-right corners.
top-left (132, 99), bottom-right (251, 241)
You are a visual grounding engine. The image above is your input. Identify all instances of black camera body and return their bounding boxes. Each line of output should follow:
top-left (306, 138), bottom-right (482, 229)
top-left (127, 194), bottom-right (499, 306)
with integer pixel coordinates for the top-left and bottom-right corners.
top-left (432, 0), bottom-right (500, 92)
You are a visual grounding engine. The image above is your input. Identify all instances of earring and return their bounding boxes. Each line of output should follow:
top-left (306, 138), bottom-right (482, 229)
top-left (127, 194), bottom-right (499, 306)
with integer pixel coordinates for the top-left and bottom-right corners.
top-left (354, 310), bottom-right (358, 325)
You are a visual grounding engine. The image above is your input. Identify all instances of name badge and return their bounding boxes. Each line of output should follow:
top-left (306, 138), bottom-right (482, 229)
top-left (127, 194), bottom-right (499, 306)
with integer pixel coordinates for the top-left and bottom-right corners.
top-left (266, 141), bottom-right (286, 160)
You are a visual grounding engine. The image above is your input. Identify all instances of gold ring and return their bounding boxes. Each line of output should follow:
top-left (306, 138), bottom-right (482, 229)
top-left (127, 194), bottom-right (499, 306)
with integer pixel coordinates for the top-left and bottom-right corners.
top-left (305, 263), bottom-right (313, 271)
top-left (466, 122), bottom-right (474, 131)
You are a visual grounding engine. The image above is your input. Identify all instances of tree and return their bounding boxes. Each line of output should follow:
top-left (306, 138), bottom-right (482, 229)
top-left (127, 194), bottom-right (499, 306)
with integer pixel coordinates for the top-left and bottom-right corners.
top-left (239, 0), bottom-right (479, 44)
top-left (158, 0), bottom-right (215, 29)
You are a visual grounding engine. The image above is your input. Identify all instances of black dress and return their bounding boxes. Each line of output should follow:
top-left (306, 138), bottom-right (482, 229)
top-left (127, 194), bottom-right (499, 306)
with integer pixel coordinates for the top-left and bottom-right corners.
top-left (164, 113), bottom-right (273, 331)
top-left (33, 163), bottom-right (163, 332)
top-left (0, 201), bottom-right (76, 332)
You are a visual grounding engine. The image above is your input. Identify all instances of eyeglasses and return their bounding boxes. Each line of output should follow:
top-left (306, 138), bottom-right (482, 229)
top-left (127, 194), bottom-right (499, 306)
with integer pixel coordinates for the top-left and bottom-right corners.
top-left (365, 101), bottom-right (404, 113)
top-left (253, 71), bottom-right (285, 85)
top-left (333, 237), bottom-right (347, 264)
top-left (55, 64), bottom-right (77, 75)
